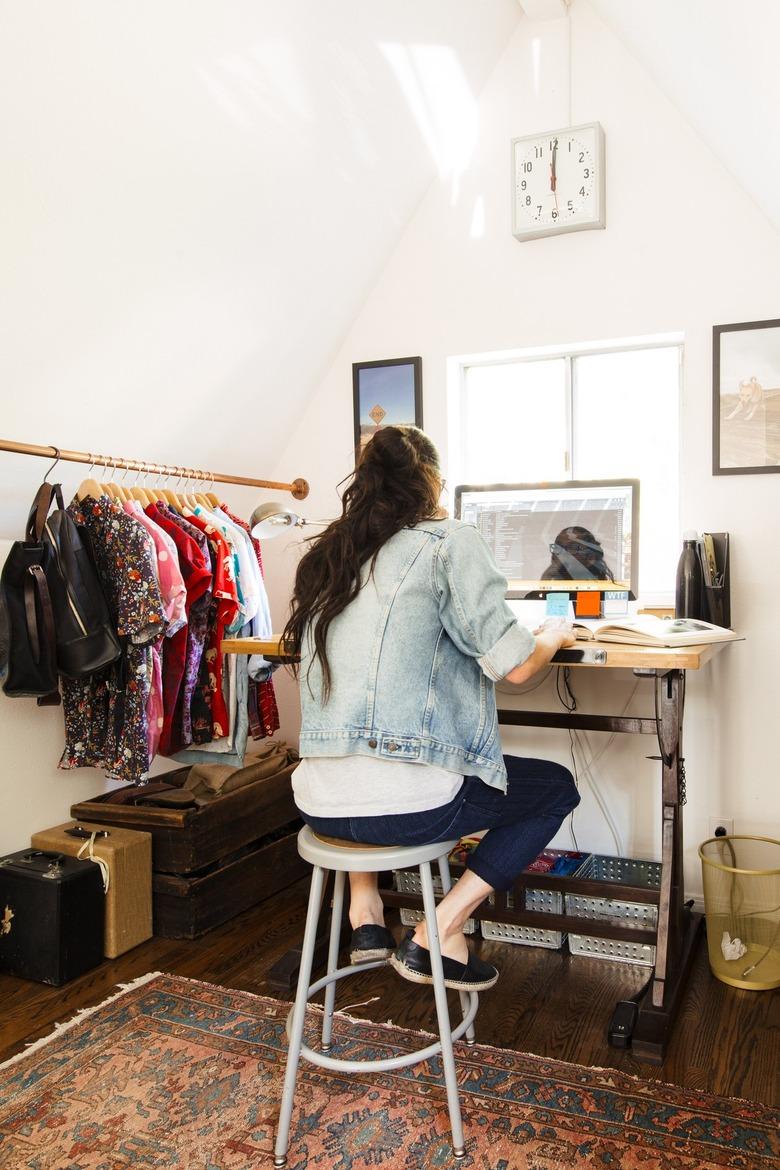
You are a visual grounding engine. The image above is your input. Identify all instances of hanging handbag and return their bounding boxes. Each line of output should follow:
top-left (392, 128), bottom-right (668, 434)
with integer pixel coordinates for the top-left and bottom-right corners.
top-left (1, 482), bottom-right (121, 700)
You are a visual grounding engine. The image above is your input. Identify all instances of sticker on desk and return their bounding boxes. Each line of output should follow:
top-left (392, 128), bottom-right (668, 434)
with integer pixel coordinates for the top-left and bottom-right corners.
top-left (602, 590), bottom-right (629, 617)
top-left (545, 592), bottom-right (572, 618)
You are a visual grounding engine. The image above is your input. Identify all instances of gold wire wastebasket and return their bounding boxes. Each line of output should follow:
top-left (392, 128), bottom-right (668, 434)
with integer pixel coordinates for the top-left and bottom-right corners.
top-left (699, 836), bottom-right (780, 991)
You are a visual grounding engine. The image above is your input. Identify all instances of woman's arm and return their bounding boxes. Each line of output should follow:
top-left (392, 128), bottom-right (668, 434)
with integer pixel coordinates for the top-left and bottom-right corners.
top-left (503, 626), bottom-right (575, 685)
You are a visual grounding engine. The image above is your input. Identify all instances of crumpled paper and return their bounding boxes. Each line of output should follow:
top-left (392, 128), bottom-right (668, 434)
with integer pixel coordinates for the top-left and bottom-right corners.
top-left (721, 931), bottom-right (747, 961)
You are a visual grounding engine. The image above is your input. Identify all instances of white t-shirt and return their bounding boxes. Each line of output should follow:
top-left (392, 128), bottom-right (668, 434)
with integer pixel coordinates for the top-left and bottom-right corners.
top-left (292, 755), bottom-right (464, 818)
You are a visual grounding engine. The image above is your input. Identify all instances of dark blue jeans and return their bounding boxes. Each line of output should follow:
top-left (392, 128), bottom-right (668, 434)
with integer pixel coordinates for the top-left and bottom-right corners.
top-left (300, 755), bottom-right (580, 890)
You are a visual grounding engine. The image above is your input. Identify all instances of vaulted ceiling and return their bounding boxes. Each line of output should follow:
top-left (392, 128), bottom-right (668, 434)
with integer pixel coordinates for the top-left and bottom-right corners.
top-left (590, 0), bottom-right (780, 236)
top-left (1, 0), bottom-right (777, 509)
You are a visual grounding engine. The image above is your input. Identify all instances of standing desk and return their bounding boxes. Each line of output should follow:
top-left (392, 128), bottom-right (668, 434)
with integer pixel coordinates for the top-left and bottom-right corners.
top-left (223, 636), bottom-right (729, 1064)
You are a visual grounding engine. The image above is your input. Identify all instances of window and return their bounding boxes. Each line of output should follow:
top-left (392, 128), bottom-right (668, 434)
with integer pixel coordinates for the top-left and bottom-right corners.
top-left (449, 339), bottom-right (681, 599)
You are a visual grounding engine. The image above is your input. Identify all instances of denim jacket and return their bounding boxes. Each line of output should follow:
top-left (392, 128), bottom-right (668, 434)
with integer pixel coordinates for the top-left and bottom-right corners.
top-left (298, 518), bottom-right (535, 791)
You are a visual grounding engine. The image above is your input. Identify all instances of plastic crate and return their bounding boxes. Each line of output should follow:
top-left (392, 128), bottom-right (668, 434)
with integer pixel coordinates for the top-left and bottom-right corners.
top-left (565, 854), bottom-right (661, 966)
top-left (393, 868), bottom-right (477, 934)
top-left (481, 850), bottom-right (590, 950)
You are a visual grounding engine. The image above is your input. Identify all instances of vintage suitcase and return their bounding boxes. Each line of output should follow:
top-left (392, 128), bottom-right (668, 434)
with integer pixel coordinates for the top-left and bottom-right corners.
top-left (31, 821), bottom-right (152, 958)
top-left (70, 747), bottom-right (307, 938)
top-left (0, 849), bottom-right (104, 984)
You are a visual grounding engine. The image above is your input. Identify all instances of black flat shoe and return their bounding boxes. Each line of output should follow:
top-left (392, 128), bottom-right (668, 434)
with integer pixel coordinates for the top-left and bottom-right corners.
top-left (389, 932), bottom-right (499, 991)
top-left (349, 924), bottom-right (396, 964)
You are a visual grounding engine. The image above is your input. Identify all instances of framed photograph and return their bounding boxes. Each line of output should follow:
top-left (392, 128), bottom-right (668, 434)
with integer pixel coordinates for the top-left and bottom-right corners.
top-left (713, 319), bottom-right (780, 474)
top-left (353, 356), bottom-right (423, 462)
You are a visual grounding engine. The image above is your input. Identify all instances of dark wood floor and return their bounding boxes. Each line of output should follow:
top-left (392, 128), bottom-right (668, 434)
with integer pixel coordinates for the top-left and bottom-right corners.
top-left (1, 876), bottom-right (778, 1109)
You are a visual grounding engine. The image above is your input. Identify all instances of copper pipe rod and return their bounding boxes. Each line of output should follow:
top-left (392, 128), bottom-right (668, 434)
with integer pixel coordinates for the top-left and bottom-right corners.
top-left (0, 437), bottom-right (309, 500)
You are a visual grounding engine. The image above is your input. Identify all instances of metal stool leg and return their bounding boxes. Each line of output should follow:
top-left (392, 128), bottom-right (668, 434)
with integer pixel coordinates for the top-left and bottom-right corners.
top-left (274, 864), bottom-right (327, 1168)
top-left (321, 869), bottom-right (346, 1051)
top-left (438, 855), bottom-right (476, 1046)
top-left (419, 861), bottom-right (466, 1159)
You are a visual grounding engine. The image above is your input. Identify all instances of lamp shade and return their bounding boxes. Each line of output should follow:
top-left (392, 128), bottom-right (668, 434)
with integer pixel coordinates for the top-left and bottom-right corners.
top-left (250, 501), bottom-right (302, 539)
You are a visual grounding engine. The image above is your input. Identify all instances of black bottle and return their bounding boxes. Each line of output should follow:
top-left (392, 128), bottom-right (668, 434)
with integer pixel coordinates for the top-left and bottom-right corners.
top-left (675, 531), bottom-right (703, 619)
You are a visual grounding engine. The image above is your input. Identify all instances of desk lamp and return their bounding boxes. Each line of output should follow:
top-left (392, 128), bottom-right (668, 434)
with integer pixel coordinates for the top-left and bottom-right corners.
top-left (250, 501), bottom-right (329, 539)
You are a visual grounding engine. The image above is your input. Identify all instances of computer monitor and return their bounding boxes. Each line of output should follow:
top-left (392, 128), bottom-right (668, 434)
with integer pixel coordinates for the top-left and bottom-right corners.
top-left (454, 479), bottom-right (640, 599)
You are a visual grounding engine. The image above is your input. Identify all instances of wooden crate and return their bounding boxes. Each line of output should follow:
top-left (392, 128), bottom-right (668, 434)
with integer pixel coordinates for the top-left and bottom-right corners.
top-left (151, 821), bottom-right (307, 939)
top-left (70, 762), bottom-right (298, 875)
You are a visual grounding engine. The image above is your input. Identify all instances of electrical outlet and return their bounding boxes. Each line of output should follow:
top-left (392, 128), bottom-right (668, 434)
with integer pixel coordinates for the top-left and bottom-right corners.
top-left (708, 817), bottom-right (734, 838)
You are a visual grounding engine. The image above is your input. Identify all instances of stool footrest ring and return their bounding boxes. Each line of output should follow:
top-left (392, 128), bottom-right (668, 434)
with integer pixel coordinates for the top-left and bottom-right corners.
top-left (284, 963), bottom-right (479, 1075)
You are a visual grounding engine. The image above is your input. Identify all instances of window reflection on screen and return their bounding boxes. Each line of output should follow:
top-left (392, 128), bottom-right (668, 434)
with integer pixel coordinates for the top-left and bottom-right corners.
top-left (456, 481), bottom-right (638, 598)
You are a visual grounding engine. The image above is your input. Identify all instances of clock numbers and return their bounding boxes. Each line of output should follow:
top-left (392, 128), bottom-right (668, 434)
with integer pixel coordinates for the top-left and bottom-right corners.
top-left (512, 122), bottom-right (605, 240)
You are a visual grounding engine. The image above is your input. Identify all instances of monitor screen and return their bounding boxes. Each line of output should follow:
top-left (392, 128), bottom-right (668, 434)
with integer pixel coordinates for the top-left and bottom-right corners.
top-left (454, 479), bottom-right (639, 599)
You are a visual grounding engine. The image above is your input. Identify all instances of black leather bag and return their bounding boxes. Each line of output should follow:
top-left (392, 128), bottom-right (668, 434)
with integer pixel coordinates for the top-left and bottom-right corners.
top-left (1, 483), bottom-right (121, 699)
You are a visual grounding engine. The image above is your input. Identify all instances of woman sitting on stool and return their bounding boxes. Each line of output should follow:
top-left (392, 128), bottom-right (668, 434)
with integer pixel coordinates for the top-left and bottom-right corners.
top-left (283, 425), bottom-right (580, 992)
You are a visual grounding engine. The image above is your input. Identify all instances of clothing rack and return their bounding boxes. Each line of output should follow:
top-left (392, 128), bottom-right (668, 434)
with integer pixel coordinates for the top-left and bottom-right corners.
top-left (0, 437), bottom-right (309, 499)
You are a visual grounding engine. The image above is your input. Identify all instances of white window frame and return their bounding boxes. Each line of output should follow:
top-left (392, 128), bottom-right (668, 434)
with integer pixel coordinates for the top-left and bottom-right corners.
top-left (446, 332), bottom-right (684, 603)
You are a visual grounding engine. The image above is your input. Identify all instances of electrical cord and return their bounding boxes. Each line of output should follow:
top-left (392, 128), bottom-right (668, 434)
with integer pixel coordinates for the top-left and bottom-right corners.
top-left (496, 665), bottom-right (554, 697)
top-left (554, 669), bottom-right (644, 857)
top-left (554, 667), bottom-right (580, 849)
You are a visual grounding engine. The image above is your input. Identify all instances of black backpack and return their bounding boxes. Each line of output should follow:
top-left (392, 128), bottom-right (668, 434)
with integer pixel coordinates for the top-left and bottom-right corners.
top-left (1, 483), bottom-right (121, 701)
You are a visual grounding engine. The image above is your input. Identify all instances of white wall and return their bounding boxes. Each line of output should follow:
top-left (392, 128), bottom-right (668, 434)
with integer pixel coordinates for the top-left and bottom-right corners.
top-left (265, 1), bottom-right (780, 900)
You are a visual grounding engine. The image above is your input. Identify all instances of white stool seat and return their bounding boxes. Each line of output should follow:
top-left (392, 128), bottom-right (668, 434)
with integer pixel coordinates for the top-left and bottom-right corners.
top-left (299, 823), bottom-right (461, 871)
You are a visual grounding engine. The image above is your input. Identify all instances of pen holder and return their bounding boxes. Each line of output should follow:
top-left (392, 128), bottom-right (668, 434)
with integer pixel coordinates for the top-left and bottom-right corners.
top-left (703, 582), bottom-right (729, 628)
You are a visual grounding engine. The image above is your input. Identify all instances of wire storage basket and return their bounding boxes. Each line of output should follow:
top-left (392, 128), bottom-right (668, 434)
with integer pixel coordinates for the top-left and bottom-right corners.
top-left (699, 836), bottom-right (780, 991)
top-left (393, 868), bottom-right (477, 934)
top-left (566, 854), bottom-right (661, 966)
top-left (481, 850), bottom-right (590, 949)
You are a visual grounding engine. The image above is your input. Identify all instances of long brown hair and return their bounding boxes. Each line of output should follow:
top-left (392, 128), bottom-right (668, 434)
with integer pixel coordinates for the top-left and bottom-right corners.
top-left (282, 425), bottom-right (441, 697)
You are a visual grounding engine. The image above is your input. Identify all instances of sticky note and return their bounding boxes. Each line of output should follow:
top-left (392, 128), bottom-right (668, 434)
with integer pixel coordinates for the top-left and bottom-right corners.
top-left (545, 592), bottom-right (571, 618)
top-left (575, 590), bottom-right (601, 617)
top-left (602, 590), bottom-right (629, 617)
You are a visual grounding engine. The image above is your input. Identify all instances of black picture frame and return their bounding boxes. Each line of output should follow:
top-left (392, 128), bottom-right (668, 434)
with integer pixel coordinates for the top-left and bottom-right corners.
top-left (352, 356), bottom-right (423, 463)
top-left (713, 319), bottom-right (780, 474)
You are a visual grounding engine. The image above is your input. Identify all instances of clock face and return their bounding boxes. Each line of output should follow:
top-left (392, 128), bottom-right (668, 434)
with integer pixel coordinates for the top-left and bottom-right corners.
top-left (512, 122), bottom-right (605, 241)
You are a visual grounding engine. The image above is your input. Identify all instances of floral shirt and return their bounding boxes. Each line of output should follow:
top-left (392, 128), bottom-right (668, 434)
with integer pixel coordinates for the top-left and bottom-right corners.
top-left (59, 495), bottom-right (165, 783)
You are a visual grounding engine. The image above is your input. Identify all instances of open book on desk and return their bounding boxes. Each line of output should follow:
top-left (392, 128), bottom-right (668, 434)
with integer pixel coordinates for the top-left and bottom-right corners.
top-left (572, 615), bottom-right (740, 647)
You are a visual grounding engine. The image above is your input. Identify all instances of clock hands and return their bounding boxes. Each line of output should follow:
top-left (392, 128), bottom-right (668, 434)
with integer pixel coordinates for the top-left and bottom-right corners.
top-left (550, 137), bottom-right (559, 214)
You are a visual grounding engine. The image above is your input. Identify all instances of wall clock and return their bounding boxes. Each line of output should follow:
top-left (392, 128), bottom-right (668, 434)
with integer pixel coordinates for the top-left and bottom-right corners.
top-left (511, 121), bottom-right (605, 242)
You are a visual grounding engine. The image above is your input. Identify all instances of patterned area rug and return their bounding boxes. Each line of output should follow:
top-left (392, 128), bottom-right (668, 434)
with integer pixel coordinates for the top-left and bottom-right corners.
top-left (0, 972), bottom-right (776, 1169)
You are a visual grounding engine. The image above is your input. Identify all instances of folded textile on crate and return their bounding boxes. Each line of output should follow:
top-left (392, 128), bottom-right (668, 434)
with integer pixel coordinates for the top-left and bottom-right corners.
top-left (182, 740), bottom-right (298, 802)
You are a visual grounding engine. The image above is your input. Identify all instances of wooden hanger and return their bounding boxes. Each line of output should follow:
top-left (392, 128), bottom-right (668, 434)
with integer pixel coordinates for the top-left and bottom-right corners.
top-left (77, 454), bottom-right (106, 502)
top-left (181, 470), bottom-right (199, 510)
top-left (160, 468), bottom-right (184, 508)
top-left (128, 462), bottom-right (151, 507)
top-left (193, 476), bottom-right (211, 508)
top-left (202, 474), bottom-right (220, 508)
top-left (100, 458), bottom-right (125, 503)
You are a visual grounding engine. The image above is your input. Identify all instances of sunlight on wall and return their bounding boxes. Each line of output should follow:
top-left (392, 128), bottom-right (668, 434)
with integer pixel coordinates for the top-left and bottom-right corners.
top-left (197, 40), bottom-right (313, 130)
top-left (379, 42), bottom-right (478, 203)
top-left (470, 194), bottom-right (486, 238)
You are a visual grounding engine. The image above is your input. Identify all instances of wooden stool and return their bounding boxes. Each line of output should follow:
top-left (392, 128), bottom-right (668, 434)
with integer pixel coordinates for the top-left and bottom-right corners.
top-left (273, 825), bottom-right (479, 1165)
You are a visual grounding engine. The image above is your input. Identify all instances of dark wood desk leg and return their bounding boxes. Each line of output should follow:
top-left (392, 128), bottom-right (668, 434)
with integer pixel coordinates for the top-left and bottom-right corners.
top-left (266, 870), bottom-right (349, 993)
top-left (633, 669), bottom-right (702, 1063)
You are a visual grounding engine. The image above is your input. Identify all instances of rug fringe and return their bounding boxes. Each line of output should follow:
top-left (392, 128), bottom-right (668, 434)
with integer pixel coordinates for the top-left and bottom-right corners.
top-left (0, 970), bottom-right (164, 1070)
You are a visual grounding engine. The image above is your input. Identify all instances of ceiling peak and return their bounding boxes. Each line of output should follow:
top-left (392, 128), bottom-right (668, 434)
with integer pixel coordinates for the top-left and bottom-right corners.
top-left (516, 0), bottom-right (569, 20)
